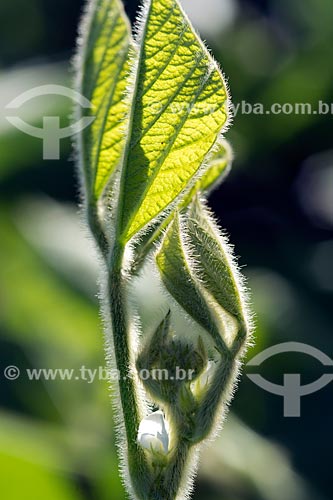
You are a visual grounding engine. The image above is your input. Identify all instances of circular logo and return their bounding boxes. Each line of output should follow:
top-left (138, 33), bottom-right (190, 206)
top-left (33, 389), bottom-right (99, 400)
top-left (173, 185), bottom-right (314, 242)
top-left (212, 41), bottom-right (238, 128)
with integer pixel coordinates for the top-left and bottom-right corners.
top-left (4, 365), bottom-right (20, 380)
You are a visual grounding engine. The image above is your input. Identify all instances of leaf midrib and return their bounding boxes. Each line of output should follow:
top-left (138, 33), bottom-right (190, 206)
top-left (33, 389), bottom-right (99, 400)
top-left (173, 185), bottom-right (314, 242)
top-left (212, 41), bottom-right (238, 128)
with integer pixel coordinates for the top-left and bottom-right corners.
top-left (114, 0), bottom-right (155, 244)
top-left (124, 63), bottom-right (215, 239)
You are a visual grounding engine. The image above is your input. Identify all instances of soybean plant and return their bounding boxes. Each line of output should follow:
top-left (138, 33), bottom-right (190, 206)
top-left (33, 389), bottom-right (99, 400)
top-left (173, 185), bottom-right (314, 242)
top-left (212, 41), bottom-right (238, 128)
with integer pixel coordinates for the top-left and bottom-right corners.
top-left (75, 1), bottom-right (252, 499)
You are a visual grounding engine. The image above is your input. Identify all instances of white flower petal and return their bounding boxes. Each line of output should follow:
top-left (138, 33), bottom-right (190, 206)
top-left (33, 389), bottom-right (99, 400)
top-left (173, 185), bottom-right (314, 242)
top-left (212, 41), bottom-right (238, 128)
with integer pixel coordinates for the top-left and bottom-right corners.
top-left (138, 410), bottom-right (169, 454)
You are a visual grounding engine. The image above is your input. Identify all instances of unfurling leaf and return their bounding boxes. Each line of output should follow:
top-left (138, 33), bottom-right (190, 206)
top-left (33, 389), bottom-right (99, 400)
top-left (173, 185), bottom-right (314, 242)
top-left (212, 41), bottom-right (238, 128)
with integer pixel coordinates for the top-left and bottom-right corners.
top-left (187, 198), bottom-right (250, 349)
top-left (185, 139), bottom-right (233, 200)
top-left (156, 203), bottom-right (249, 354)
top-left (156, 212), bottom-right (228, 354)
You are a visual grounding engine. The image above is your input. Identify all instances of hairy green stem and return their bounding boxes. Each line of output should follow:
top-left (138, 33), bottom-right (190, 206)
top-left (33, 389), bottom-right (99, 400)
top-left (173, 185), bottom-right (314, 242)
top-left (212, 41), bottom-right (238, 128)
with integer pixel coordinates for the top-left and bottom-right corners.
top-left (107, 244), bottom-right (194, 500)
top-left (107, 244), bottom-right (151, 498)
top-left (149, 441), bottom-right (190, 500)
top-left (88, 202), bottom-right (109, 255)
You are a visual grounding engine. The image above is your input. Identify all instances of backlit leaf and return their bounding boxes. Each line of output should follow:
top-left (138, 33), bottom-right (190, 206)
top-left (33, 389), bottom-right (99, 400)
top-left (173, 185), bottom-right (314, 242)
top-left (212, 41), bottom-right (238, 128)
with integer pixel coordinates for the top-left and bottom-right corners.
top-left (117, 0), bottom-right (230, 242)
top-left (132, 139), bottom-right (233, 271)
top-left (78, 0), bottom-right (133, 199)
top-left (156, 212), bottom-right (228, 353)
top-left (187, 198), bottom-right (250, 345)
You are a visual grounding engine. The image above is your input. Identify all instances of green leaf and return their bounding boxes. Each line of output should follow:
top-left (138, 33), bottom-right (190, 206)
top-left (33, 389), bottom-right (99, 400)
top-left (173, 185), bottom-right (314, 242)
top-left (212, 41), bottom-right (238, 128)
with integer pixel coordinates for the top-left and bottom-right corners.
top-left (131, 139), bottom-right (233, 272)
top-left (156, 201), bottom-right (250, 353)
top-left (186, 139), bottom-right (233, 197)
top-left (187, 198), bottom-right (249, 341)
top-left (156, 212), bottom-right (228, 353)
top-left (117, 0), bottom-right (230, 242)
top-left (78, 0), bottom-right (134, 199)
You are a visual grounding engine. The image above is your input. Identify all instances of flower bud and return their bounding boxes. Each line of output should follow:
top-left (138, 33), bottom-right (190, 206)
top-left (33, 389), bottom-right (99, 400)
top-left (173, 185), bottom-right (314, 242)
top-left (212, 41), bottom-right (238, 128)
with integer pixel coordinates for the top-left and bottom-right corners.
top-left (190, 360), bottom-right (216, 400)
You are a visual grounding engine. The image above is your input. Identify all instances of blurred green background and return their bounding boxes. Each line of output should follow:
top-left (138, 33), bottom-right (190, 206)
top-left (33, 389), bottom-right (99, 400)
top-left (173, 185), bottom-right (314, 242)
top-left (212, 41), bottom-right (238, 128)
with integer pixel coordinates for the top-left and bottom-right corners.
top-left (0, 0), bottom-right (332, 499)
